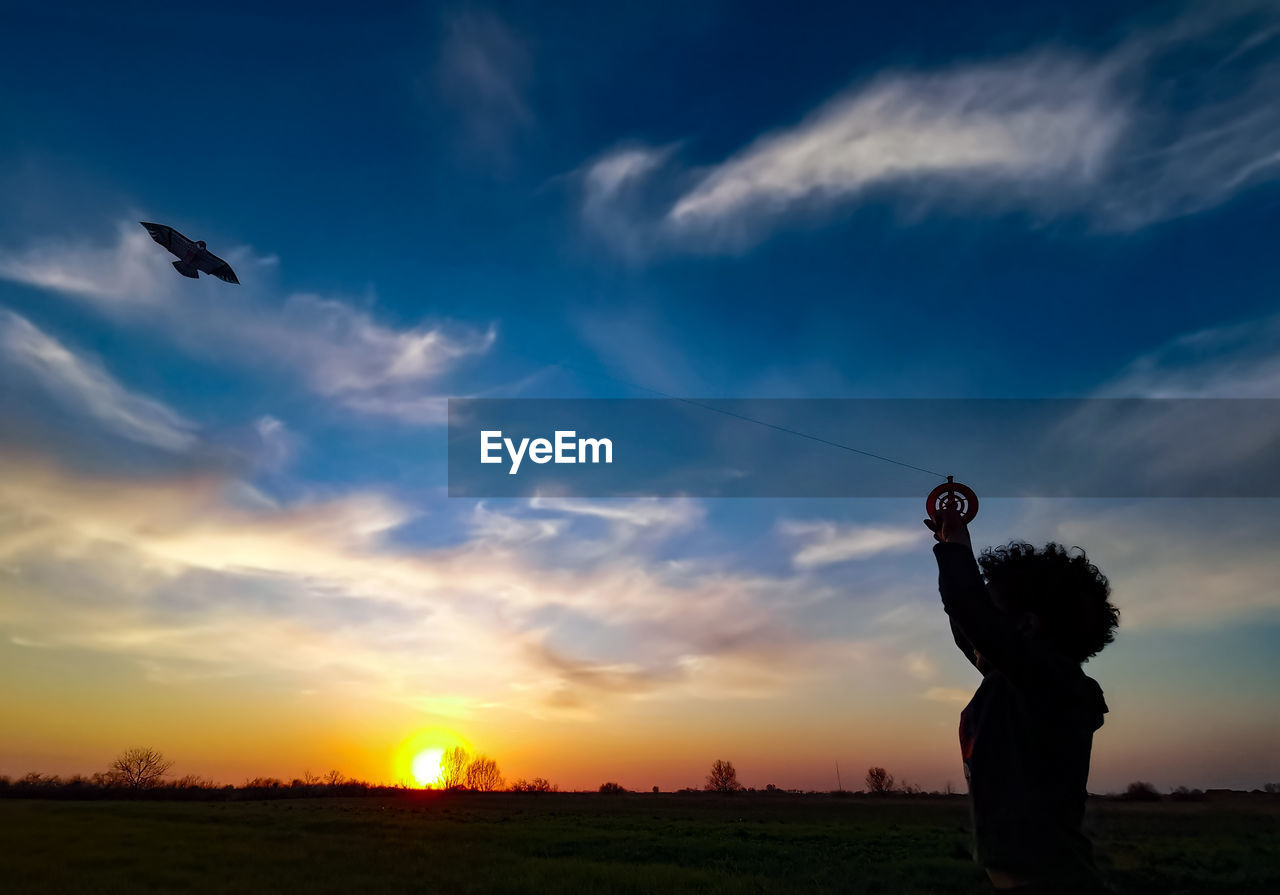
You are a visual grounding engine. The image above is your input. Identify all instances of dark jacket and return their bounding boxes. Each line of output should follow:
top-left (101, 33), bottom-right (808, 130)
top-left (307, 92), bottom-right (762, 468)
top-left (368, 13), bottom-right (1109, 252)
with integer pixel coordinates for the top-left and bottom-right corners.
top-left (934, 541), bottom-right (1108, 879)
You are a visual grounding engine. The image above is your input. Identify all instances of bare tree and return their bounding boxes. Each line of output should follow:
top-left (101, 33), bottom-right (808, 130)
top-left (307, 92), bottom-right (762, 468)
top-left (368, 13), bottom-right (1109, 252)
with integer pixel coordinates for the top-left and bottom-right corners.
top-left (110, 747), bottom-right (174, 790)
top-left (439, 746), bottom-right (469, 789)
top-left (705, 759), bottom-right (743, 792)
top-left (865, 766), bottom-right (895, 794)
top-left (510, 777), bottom-right (557, 792)
top-left (464, 755), bottom-right (504, 791)
top-left (324, 769), bottom-right (345, 787)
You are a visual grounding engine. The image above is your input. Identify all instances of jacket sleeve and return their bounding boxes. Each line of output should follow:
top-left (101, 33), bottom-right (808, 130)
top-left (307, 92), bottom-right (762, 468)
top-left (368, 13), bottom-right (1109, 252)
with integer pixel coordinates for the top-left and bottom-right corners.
top-left (950, 617), bottom-right (979, 670)
top-left (934, 541), bottom-right (1040, 685)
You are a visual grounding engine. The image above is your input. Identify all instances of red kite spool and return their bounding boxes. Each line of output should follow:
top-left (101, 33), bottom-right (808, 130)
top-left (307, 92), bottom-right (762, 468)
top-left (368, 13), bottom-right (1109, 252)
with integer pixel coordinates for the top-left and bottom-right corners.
top-left (926, 477), bottom-right (979, 524)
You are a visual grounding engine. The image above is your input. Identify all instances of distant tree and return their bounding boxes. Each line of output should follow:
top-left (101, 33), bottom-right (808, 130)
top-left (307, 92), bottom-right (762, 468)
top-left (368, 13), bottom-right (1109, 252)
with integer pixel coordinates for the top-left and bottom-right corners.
top-left (1121, 781), bottom-right (1161, 801)
top-left (464, 755), bottom-right (504, 792)
top-left (765, 783), bottom-right (778, 792)
top-left (1169, 785), bottom-right (1205, 801)
top-left (652, 785), bottom-right (659, 794)
top-left (1265, 783), bottom-right (1280, 794)
top-left (110, 747), bottom-right (174, 790)
top-left (599, 781), bottom-right (627, 794)
top-left (865, 767), bottom-right (895, 794)
top-left (301, 769), bottom-right (320, 786)
top-left (440, 746), bottom-right (469, 789)
top-left (510, 776), bottom-right (557, 792)
top-left (324, 769), bottom-right (345, 787)
top-left (245, 777), bottom-right (283, 789)
top-left (705, 760), bottom-right (743, 793)
top-left (19, 772), bottom-right (58, 788)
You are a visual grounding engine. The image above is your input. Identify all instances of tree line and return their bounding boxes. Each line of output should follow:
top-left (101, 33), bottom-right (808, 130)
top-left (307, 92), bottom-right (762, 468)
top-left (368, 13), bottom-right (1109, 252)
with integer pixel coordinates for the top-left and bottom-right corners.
top-left (4, 747), bottom-right (1269, 800)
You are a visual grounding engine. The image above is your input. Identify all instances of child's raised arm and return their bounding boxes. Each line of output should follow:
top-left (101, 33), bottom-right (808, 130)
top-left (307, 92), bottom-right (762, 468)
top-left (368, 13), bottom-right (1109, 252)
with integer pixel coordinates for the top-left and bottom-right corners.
top-left (926, 510), bottom-right (1040, 684)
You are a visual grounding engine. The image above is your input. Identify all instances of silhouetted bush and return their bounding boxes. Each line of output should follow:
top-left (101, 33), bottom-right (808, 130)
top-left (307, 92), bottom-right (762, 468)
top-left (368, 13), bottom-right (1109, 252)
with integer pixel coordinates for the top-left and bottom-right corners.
top-left (1121, 781), bottom-right (1162, 801)
top-left (865, 767), bottom-right (895, 794)
top-left (598, 781), bottom-right (627, 794)
top-left (510, 777), bottom-right (557, 792)
top-left (1169, 785), bottom-right (1205, 802)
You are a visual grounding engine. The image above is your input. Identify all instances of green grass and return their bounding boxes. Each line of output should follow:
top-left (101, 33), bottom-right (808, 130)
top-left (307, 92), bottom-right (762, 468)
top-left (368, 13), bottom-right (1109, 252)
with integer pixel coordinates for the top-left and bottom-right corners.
top-left (2, 793), bottom-right (1276, 894)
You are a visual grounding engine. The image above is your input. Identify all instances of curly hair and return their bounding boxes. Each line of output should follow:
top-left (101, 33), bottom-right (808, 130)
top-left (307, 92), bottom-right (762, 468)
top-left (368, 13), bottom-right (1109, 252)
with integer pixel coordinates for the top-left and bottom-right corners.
top-left (976, 541), bottom-right (1119, 662)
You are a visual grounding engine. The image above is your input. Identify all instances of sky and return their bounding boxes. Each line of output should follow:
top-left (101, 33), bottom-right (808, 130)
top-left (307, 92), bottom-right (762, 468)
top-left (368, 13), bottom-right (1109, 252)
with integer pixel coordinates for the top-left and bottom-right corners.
top-left (1, 0), bottom-right (1278, 792)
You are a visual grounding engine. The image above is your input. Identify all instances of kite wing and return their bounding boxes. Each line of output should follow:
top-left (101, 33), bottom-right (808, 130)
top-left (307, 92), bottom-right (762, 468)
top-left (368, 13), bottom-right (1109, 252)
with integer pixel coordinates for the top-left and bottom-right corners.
top-left (195, 250), bottom-right (240, 285)
top-left (140, 221), bottom-right (195, 260)
top-left (139, 221), bottom-right (240, 284)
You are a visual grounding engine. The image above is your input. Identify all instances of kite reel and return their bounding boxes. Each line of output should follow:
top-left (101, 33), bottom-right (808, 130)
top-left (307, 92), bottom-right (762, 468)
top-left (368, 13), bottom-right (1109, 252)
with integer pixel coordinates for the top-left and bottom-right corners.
top-left (926, 476), bottom-right (979, 524)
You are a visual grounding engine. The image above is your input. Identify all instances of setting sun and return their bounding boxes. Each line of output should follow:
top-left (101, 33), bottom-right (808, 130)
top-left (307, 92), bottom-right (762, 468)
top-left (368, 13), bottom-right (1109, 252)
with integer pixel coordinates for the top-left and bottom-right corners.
top-left (411, 749), bottom-right (444, 787)
top-left (393, 728), bottom-right (473, 788)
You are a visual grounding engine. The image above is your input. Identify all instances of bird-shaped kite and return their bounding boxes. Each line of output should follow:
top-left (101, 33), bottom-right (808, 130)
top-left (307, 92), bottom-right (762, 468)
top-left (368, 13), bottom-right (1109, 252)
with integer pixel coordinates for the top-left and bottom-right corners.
top-left (140, 222), bottom-right (240, 284)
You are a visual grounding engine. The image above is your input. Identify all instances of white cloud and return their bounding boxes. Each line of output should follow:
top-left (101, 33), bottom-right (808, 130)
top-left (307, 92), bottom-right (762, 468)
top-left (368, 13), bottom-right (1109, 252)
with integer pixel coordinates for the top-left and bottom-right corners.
top-left (1038, 312), bottom-right (1280, 491)
top-left (0, 221), bottom-right (168, 305)
top-left (580, 5), bottom-right (1280, 254)
top-left (781, 520), bottom-right (924, 569)
top-left (669, 52), bottom-right (1124, 241)
top-left (0, 224), bottom-right (495, 424)
top-left (0, 310), bottom-right (197, 451)
top-left (264, 294), bottom-right (496, 420)
top-left (434, 11), bottom-right (533, 163)
top-left (529, 496), bottom-right (703, 531)
top-left (253, 416), bottom-right (298, 471)
top-left (905, 650), bottom-right (937, 682)
top-left (1100, 311), bottom-right (1280, 397)
top-left (470, 502), bottom-right (563, 544)
top-left (1046, 500), bottom-right (1280, 630)
top-left (0, 450), bottom-right (847, 716)
top-left (578, 145), bottom-right (677, 261)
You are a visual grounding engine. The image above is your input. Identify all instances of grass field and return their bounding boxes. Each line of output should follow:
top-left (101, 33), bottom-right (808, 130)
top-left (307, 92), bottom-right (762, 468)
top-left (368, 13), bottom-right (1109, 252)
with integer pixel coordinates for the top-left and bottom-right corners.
top-left (2, 792), bottom-right (1277, 894)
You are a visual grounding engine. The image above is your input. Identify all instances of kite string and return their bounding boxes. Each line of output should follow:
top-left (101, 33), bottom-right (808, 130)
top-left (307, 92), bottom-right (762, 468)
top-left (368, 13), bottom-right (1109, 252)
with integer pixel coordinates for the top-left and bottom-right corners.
top-left (549, 361), bottom-right (949, 480)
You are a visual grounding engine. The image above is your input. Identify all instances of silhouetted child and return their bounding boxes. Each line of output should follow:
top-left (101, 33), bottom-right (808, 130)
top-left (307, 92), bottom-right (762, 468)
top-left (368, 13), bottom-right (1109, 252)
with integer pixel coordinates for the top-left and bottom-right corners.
top-left (925, 508), bottom-right (1119, 894)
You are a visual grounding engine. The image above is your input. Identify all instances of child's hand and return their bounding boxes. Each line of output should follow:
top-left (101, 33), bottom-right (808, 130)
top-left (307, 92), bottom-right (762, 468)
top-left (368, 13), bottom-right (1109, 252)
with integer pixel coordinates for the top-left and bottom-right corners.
top-left (924, 507), bottom-right (971, 546)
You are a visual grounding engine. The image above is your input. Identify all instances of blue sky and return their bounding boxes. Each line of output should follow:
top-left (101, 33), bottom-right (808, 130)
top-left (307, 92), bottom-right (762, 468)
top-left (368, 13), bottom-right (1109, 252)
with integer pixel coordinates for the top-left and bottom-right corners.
top-left (1, 1), bottom-right (1278, 790)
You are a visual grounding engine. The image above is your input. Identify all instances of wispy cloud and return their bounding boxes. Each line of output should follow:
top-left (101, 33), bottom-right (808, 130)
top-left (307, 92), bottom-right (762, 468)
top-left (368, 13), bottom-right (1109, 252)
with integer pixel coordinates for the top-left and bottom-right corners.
top-left (579, 5), bottom-right (1280, 255)
top-left (0, 310), bottom-right (197, 451)
top-left (579, 145), bottom-right (677, 260)
top-left (1046, 499), bottom-right (1280, 629)
top-left (669, 52), bottom-right (1124, 244)
top-left (781, 520), bottom-right (924, 569)
top-left (1100, 310), bottom-right (1280, 397)
top-left (0, 221), bottom-right (169, 305)
top-left (266, 294), bottom-right (496, 423)
top-left (434, 10), bottom-right (533, 165)
top-left (0, 449), bottom-right (843, 717)
top-left (922, 686), bottom-right (971, 704)
top-left (529, 496), bottom-right (703, 531)
top-left (0, 223), bottom-right (495, 424)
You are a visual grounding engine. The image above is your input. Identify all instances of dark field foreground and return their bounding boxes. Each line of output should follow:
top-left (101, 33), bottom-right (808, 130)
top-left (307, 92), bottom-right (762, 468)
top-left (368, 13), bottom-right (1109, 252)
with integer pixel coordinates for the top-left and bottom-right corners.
top-left (3, 792), bottom-right (1277, 894)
